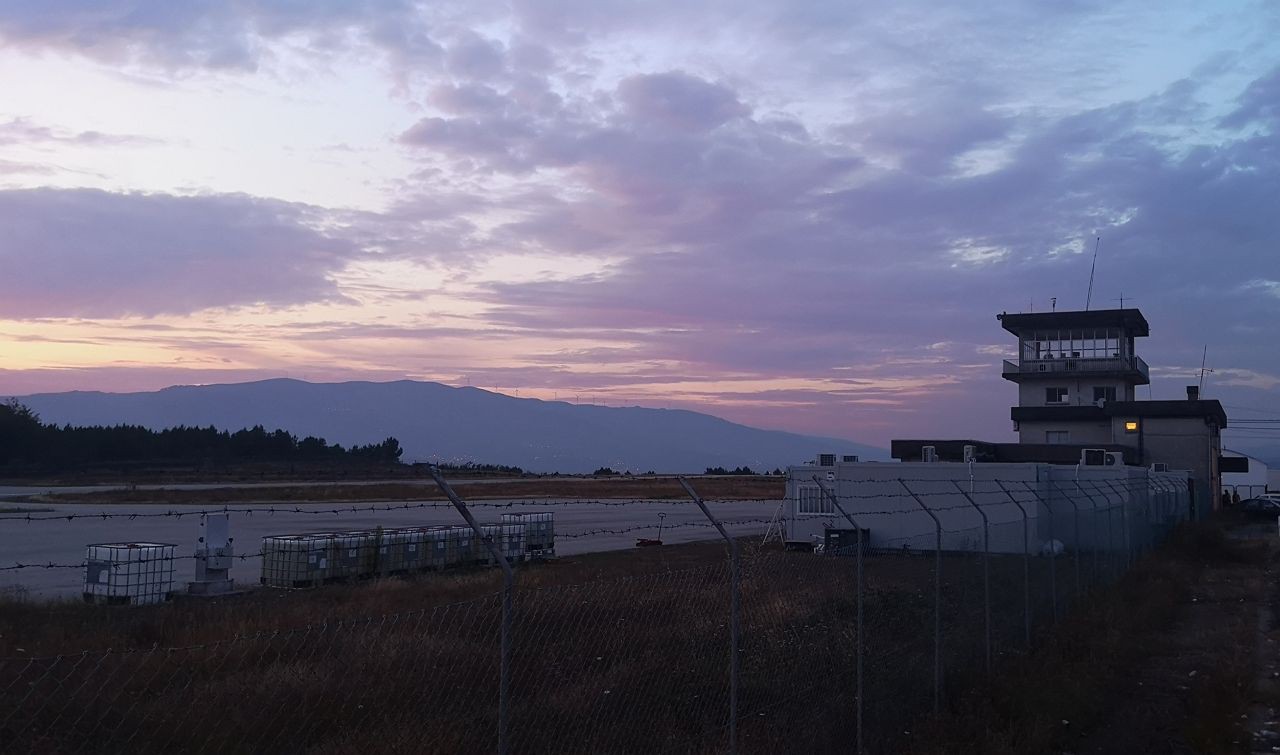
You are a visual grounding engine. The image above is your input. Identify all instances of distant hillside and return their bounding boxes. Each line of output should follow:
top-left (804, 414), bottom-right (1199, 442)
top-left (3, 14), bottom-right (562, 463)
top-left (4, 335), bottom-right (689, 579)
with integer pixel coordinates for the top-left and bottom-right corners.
top-left (12, 379), bottom-right (886, 473)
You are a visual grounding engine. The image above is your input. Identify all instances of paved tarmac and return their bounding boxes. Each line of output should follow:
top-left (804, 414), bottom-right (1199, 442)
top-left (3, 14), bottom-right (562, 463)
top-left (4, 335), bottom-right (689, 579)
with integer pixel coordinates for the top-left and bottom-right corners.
top-left (0, 498), bottom-right (781, 599)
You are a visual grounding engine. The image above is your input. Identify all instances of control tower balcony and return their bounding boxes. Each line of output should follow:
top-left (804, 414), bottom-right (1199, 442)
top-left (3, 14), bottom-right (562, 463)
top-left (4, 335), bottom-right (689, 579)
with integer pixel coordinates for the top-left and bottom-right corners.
top-left (1001, 354), bottom-right (1149, 384)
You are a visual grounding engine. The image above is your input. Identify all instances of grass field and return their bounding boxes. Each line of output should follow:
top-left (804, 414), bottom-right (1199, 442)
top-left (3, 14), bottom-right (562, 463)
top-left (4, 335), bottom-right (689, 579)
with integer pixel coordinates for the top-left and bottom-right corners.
top-left (1, 523), bottom-right (1267, 753)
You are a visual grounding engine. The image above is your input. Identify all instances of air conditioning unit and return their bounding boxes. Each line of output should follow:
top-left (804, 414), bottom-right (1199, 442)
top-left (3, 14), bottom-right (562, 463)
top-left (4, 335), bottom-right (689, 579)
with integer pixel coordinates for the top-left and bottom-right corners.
top-left (817, 453), bottom-right (836, 467)
top-left (1081, 448), bottom-right (1107, 466)
top-left (962, 445), bottom-right (976, 463)
top-left (921, 446), bottom-right (938, 463)
top-left (1150, 462), bottom-right (1169, 472)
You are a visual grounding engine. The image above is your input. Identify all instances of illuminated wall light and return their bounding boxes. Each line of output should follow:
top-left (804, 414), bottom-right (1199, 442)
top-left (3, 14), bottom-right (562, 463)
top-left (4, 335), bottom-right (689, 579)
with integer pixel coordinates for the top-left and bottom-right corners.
top-left (1124, 420), bottom-right (1140, 433)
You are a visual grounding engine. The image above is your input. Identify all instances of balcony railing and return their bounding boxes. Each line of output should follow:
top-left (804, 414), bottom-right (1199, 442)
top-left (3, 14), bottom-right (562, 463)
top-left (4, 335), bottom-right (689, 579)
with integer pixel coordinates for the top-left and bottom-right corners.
top-left (1002, 355), bottom-right (1149, 380)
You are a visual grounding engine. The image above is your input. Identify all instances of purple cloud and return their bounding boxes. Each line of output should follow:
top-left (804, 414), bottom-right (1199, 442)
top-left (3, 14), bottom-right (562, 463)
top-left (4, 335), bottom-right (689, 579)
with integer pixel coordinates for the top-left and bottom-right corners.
top-left (617, 72), bottom-right (749, 132)
top-left (0, 117), bottom-right (161, 147)
top-left (0, 188), bottom-right (361, 318)
top-left (0, 0), bottom-right (438, 71)
top-left (0, 0), bottom-right (1277, 459)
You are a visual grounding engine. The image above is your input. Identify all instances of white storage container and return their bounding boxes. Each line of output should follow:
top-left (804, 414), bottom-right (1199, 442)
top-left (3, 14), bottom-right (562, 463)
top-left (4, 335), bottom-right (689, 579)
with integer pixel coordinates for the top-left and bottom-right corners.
top-left (376, 528), bottom-right (417, 574)
top-left (503, 512), bottom-right (555, 555)
top-left (83, 543), bottom-right (175, 606)
top-left (260, 534), bottom-right (332, 588)
top-left (501, 523), bottom-right (526, 562)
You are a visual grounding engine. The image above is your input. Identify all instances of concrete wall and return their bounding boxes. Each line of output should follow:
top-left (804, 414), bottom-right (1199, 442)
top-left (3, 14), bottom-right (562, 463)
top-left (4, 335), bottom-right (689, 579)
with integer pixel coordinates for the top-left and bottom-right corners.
top-left (786, 461), bottom-right (1191, 555)
top-left (1115, 416), bottom-right (1219, 517)
top-left (1017, 420), bottom-right (1112, 446)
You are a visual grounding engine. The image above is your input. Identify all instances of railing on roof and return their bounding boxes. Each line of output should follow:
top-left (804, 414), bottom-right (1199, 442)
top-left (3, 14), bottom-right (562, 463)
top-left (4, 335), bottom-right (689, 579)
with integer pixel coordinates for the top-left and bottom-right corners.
top-left (1002, 355), bottom-right (1149, 380)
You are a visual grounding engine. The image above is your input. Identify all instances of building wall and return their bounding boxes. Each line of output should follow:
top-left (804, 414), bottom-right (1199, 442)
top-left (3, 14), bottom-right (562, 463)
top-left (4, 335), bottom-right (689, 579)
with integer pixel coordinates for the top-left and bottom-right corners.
top-left (1110, 415), bottom-right (1220, 517)
top-left (1017, 420), bottom-right (1112, 446)
top-left (1017, 377), bottom-right (1134, 408)
top-left (1011, 414), bottom-right (1220, 518)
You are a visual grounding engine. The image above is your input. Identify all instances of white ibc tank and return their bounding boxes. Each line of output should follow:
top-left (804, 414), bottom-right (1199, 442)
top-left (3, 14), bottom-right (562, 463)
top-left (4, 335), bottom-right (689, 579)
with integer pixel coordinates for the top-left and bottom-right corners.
top-left (83, 543), bottom-right (176, 606)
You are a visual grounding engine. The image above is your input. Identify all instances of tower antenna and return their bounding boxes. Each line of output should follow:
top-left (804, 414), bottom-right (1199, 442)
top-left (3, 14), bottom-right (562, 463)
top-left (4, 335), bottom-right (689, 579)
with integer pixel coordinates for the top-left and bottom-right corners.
top-left (1084, 236), bottom-right (1100, 310)
top-left (1198, 345), bottom-right (1214, 393)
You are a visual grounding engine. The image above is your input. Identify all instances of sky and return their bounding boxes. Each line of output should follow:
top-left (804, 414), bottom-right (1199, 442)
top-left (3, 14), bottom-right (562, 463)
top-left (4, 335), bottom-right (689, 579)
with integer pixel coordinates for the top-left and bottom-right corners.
top-left (0, 0), bottom-right (1278, 456)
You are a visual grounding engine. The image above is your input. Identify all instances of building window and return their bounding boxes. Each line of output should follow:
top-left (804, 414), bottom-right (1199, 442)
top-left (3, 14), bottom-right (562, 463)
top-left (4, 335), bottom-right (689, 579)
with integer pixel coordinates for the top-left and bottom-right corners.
top-left (1093, 386), bottom-right (1117, 403)
top-left (1045, 430), bottom-right (1070, 444)
top-left (1045, 387), bottom-right (1068, 404)
top-left (796, 486), bottom-right (834, 515)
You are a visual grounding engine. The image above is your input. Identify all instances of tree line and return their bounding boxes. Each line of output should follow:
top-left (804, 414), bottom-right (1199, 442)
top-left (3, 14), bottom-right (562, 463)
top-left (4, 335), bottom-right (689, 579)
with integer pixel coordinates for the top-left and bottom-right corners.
top-left (0, 400), bottom-right (403, 469)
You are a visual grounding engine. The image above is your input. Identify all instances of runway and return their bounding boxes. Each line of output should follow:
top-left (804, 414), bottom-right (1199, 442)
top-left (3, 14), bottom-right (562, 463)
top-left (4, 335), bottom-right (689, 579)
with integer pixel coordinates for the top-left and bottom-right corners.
top-left (0, 497), bottom-right (782, 598)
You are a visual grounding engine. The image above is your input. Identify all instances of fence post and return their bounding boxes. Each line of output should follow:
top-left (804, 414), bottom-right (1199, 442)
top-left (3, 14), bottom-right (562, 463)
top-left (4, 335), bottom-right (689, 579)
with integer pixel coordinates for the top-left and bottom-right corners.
top-left (1018, 482), bottom-right (1058, 623)
top-left (679, 477), bottom-right (739, 755)
top-left (430, 467), bottom-right (514, 755)
top-left (1099, 480), bottom-right (1128, 574)
top-left (994, 481), bottom-right (1031, 650)
top-left (1050, 480), bottom-right (1083, 599)
top-left (814, 477), bottom-right (864, 754)
top-left (1104, 479), bottom-right (1132, 567)
top-left (898, 479), bottom-right (942, 713)
top-left (1076, 478), bottom-right (1100, 586)
top-left (1150, 476), bottom-right (1178, 542)
top-left (951, 482), bottom-right (991, 677)
top-left (1083, 480), bottom-right (1116, 582)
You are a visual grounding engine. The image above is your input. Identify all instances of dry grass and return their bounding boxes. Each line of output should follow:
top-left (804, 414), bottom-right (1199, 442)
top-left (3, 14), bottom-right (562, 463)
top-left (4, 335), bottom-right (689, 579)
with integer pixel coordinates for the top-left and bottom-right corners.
top-left (1, 542), bottom-right (854, 753)
top-left (2, 523), bottom-right (1266, 754)
top-left (908, 520), bottom-right (1270, 754)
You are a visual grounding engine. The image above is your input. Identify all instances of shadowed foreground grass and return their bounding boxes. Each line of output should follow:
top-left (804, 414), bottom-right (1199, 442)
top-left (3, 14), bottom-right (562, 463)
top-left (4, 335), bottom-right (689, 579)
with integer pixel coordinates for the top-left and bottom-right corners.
top-left (1, 524), bottom-right (1258, 753)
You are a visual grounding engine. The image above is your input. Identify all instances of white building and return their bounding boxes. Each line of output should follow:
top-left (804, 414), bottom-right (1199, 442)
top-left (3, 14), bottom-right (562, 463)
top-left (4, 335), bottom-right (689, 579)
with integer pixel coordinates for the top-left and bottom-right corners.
top-left (784, 459), bottom-right (1190, 555)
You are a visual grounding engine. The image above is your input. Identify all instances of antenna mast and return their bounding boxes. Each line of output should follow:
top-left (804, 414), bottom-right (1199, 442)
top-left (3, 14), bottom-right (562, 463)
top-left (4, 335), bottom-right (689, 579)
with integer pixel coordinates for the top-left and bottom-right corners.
top-left (1084, 236), bottom-right (1100, 310)
top-left (1198, 345), bottom-right (1214, 393)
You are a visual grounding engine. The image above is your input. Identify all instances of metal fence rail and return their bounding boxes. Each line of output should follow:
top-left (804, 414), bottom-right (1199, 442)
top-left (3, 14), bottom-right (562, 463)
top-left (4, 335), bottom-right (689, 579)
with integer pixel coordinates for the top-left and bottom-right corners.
top-left (0, 472), bottom-right (1190, 753)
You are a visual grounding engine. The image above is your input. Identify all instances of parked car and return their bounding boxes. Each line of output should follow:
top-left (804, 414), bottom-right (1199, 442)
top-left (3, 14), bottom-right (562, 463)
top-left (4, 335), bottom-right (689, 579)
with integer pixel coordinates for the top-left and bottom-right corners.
top-left (1240, 493), bottom-right (1280, 515)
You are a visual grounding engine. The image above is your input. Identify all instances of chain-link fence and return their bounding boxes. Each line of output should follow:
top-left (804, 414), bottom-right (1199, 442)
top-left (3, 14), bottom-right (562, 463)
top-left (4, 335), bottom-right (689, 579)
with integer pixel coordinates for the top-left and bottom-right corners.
top-left (0, 472), bottom-right (1190, 753)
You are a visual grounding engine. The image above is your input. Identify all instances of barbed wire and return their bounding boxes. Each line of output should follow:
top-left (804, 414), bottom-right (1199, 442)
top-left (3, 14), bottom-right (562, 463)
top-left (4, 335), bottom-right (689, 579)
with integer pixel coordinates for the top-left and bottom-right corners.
top-left (0, 517), bottom-right (782, 571)
top-left (0, 497), bottom-right (776, 523)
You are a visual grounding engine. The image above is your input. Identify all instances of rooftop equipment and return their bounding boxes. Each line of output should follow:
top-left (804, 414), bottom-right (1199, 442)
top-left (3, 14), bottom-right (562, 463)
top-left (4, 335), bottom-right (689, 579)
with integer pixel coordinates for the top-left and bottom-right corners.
top-left (1080, 449), bottom-right (1122, 466)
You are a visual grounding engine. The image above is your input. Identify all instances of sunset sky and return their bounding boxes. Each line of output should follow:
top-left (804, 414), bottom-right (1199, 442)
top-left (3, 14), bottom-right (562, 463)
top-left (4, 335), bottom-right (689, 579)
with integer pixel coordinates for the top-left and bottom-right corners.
top-left (1, 1), bottom-right (1278, 454)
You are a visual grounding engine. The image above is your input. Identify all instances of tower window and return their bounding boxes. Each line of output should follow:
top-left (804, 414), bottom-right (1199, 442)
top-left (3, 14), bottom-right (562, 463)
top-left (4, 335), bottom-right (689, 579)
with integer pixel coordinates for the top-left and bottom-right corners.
top-left (1093, 386), bottom-right (1117, 403)
top-left (1046, 430), bottom-right (1070, 444)
top-left (1045, 387), bottom-right (1068, 404)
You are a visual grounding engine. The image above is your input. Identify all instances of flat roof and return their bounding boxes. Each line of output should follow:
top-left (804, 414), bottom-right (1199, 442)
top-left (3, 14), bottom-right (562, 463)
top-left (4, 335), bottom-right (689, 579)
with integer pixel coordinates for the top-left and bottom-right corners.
top-left (1010, 399), bottom-right (1228, 427)
top-left (997, 308), bottom-right (1150, 337)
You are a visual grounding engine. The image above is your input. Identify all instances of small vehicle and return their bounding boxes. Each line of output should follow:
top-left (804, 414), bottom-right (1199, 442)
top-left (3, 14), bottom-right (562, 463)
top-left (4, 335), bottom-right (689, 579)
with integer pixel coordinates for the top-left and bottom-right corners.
top-left (1240, 493), bottom-right (1280, 515)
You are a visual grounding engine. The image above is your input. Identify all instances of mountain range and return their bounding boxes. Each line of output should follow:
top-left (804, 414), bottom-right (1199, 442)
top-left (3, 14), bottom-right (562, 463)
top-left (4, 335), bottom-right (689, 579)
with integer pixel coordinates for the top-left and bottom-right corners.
top-left (12, 379), bottom-right (885, 473)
